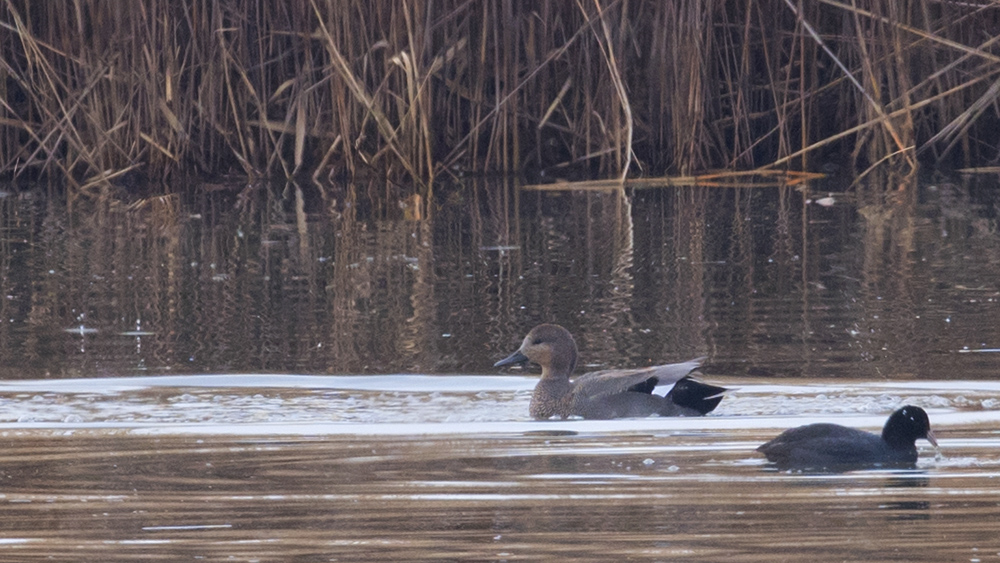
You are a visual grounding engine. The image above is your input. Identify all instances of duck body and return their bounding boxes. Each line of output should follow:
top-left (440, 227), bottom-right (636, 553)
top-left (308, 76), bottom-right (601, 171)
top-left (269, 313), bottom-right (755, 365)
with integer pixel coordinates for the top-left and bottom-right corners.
top-left (757, 406), bottom-right (938, 471)
top-left (495, 324), bottom-right (726, 420)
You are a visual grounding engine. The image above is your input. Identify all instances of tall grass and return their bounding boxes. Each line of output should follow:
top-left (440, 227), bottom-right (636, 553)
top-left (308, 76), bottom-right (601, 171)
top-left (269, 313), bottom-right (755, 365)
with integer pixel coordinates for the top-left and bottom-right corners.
top-left (1, 0), bottom-right (998, 192)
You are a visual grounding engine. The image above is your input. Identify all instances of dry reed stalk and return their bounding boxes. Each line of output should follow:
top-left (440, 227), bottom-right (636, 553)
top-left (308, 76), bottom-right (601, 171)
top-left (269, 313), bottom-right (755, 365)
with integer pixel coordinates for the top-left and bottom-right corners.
top-left (767, 72), bottom-right (996, 170)
top-left (782, 0), bottom-right (913, 168)
top-left (309, 0), bottom-right (426, 188)
top-left (955, 167), bottom-right (1000, 174)
top-left (583, 0), bottom-right (633, 182)
top-left (522, 169), bottom-right (824, 191)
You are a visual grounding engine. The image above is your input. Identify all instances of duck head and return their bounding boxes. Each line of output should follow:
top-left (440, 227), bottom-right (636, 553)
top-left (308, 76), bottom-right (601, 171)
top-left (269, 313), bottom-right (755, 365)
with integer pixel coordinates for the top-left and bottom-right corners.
top-left (494, 323), bottom-right (578, 379)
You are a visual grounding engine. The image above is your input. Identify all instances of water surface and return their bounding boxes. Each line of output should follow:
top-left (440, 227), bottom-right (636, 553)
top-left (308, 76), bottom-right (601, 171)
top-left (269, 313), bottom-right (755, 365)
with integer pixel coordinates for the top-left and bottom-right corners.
top-left (1, 374), bottom-right (999, 561)
top-left (0, 174), bottom-right (998, 560)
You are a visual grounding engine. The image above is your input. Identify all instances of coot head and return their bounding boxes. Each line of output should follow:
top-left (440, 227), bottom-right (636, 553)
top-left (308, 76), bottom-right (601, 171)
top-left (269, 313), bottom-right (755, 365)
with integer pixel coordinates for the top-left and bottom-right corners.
top-left (883, 405), bottom-right (938, 450)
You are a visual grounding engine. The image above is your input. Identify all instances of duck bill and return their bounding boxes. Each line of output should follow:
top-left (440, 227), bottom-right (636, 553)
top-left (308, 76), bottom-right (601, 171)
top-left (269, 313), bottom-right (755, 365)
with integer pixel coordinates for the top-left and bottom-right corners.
top-left (925, 429), bottom-right (939, 448)
top-left (494, 350), bottom-right (529, 367)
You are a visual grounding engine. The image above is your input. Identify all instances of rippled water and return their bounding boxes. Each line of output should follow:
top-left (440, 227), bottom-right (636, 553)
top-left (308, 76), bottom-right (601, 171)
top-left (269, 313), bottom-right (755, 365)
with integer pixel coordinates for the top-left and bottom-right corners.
top-left (1, 376), bottom-right (1000, 561)
top-left (1, 173), bottom-right (999, 560)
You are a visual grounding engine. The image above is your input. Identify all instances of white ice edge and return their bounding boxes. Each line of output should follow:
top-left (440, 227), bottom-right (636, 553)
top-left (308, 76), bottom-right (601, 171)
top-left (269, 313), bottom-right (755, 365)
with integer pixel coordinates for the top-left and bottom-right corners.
top-left (2, 409), bottom-right (998, 436)
top-left (0, 374), bottom-right (535, 394)
top-left (3, 374), bottom-right (1000, 394)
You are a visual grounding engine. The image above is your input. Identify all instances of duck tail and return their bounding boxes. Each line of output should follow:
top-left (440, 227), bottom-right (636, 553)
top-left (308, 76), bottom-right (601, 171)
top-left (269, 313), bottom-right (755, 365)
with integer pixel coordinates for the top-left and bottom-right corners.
top-left (665, 376), bottom-right (727, 415)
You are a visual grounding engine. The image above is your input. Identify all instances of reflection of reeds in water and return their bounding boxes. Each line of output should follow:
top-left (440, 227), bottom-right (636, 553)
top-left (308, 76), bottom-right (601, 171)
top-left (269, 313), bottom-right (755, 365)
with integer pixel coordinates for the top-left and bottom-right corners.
top-left (7, 167), bottom-right (998, 384)
top-left (853, 167), bottom-right (921, 374)
top-left (670, 187), bottom-right (709, 354)
top-left (1, 2), bottom-right (998, 188)
top-left (2, 173), bottom-right (998, 380)
top-left (0, 180), bottom-right (441, 375)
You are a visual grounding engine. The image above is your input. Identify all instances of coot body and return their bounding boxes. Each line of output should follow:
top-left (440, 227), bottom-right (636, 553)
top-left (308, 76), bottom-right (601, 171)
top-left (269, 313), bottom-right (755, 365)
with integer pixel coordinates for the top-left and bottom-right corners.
top-left (757, 406), bottom-right (938, 471)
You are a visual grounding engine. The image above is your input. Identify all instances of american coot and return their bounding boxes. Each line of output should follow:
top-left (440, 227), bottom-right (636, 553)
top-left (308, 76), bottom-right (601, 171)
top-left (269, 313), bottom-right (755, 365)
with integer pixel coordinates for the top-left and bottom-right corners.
top-left (494, 324), bottom-right (727, 420)
top-left (757, 405), bottom-right (938, 471)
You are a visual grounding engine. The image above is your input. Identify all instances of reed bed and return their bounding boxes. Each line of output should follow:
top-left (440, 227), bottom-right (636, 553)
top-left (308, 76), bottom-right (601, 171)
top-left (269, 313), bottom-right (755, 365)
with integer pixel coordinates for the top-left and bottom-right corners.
top-left (1, 0), bottom-right (998, 193)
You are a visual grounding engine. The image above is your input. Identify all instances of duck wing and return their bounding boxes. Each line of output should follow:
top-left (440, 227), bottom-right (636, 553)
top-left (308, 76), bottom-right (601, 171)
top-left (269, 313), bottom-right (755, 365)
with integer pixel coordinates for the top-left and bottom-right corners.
top-left (573, 358), bottom-right (704, 400)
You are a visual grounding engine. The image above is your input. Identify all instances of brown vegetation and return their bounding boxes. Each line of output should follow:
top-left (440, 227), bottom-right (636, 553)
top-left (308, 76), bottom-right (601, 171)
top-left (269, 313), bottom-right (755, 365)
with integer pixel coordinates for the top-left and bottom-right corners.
top-left (1, 0), bottom-right (998, 192)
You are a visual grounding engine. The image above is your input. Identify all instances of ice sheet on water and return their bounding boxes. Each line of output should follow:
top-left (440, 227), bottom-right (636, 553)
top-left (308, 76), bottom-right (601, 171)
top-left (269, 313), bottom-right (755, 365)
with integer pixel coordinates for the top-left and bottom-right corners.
top-left (0, 374), bottom-right (998, 433)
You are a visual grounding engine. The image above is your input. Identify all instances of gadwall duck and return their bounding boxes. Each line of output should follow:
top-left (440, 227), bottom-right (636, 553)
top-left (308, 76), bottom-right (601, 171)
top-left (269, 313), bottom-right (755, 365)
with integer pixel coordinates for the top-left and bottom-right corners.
top-left (494, 323), bottom-right (727, 420)
top-left (757, 405), bottom-right (938, 471)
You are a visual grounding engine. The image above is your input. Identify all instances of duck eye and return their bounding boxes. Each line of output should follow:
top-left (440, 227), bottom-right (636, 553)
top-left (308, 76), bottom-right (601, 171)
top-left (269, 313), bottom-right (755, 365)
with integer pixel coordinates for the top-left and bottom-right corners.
top-left (532, 338), bottom-right (543, 345)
